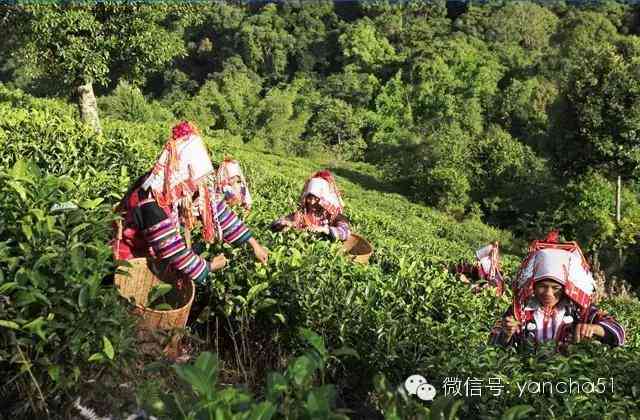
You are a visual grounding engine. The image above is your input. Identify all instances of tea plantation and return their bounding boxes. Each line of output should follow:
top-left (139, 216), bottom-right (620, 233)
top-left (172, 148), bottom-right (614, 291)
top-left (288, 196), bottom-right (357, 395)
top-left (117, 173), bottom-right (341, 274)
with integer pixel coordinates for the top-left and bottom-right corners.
top-left (1, 86), bottom-right (639, 419)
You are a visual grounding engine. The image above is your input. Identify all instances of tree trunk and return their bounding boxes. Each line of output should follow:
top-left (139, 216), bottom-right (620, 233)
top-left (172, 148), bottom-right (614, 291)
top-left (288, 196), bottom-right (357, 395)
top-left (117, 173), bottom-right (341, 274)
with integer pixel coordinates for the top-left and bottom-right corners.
top-left (616, 175), bottom-right (621, 223)
top-left (616, 175), bottom-right (622, 269)
top-left (77, 81), bottom-right (102, 134)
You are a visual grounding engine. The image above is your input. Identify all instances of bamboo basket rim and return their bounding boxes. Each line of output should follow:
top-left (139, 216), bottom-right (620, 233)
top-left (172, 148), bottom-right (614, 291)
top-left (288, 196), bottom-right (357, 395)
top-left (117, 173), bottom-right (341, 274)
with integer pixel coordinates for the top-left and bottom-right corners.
top-left (342, 232), bottom-right (373, 261)
top-left (115, 257), bottom-right (195, 315)
top-left (344, 232), bottom-right (373, 250)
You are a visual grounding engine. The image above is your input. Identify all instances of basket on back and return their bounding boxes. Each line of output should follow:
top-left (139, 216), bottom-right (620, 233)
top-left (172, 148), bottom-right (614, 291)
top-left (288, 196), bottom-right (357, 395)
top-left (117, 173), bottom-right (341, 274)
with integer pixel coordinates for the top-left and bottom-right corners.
top-left (114, 257), bottom-right (195, 331)
top-left (342, 233), bottom-right (373, 265)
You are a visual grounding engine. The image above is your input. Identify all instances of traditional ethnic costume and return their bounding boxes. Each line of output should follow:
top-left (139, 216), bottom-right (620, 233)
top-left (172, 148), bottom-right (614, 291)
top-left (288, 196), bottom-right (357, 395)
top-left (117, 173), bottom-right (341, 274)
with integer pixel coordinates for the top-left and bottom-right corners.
top-left (490, 234), bottom-right (625, 351)
top-left (112, 122), bottom-right (253, 286)
top-left (271, 170), bottom-right (351, 241)
top-left (456, 242), bottom-right (505, 296)
top-left (216, 158), bottom-right (252, 211)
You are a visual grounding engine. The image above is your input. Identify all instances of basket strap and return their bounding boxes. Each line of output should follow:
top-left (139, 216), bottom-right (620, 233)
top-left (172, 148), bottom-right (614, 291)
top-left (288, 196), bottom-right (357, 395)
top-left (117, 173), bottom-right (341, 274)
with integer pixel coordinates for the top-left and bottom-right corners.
top-left (116, 218), bottom-right (123, 241)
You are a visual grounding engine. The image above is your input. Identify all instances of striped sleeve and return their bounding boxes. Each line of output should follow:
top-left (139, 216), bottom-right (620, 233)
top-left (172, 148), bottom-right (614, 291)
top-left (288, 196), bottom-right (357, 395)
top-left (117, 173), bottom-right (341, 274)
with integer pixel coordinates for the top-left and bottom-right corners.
top-left (328, 218), bottom-right (351, 241)
top-left (589, 306), bottom-right (625, 347)
top-left (143, 218), bottom-right (210, 286)
top-left (215, 200), bottom-right (252, 246)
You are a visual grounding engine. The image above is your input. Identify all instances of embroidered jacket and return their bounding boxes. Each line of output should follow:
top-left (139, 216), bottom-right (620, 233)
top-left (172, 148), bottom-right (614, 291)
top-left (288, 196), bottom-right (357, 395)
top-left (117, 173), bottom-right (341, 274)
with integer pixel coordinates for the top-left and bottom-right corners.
top-left (271, 212), bottom-right (351, 241)
top-left (490, 299), bottom-right (625, 351)
top-left (113, 185), bottom-right (252, 285)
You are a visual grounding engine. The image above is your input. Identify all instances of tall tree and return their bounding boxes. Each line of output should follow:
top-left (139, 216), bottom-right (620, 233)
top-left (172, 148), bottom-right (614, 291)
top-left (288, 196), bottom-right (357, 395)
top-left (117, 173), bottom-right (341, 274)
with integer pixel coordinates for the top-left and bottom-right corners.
top-left (563, 39), bottom-right (640, 219)
top-left (550, 11), bottom-right (640, 205)
top-left (339, 17), bottom-right (399, 76)
top-left (238, 3), bottom-right (296, 83)
top-left (305, 97), bottom-right (366, 161)
top-left (12, 4), bottom-right (186, 133)
top-left (180, 3), bottom-right (246, 83)
top-left (281, 1), bottom-right (341, 75)
top-left (549, 11), bottom-right (640, 270)
top-left (189, 57), bottom-right (263, 141)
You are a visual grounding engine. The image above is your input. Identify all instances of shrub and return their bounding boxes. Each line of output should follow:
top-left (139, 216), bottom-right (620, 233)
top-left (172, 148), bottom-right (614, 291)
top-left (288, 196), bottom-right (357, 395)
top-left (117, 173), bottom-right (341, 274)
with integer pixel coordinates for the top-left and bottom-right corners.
top-left (98, 81), bottom-right (174, 124)
top-left (140, 330), bottom-right (350, 419)
top-left (0, 161), bottom-right (137, 416)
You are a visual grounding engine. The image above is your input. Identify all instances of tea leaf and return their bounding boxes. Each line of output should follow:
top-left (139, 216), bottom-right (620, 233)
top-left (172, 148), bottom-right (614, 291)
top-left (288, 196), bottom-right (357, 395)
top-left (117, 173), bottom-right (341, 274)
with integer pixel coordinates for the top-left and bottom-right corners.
top-left (102, 336), bottom-right (114, 360)
top-left (147, 283), bottom-right (172, 307)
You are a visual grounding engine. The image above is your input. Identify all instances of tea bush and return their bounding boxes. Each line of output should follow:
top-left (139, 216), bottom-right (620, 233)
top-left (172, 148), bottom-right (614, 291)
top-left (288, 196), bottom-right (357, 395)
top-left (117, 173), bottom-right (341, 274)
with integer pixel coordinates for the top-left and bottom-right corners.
top-left (98, 80), bottom-right (175, 124)
top-left (195, 142), bottom-right (640, 419)
top-left (0, 161), bottom-right (138, 416)
top-left (141, 330), bottom-right (350, 419)
top-left (0, 83), bottom-right (77, 120)
top-left (1, 88), bottom-right (639, 419)
top-left (0, 97), bottom-right (162, 199)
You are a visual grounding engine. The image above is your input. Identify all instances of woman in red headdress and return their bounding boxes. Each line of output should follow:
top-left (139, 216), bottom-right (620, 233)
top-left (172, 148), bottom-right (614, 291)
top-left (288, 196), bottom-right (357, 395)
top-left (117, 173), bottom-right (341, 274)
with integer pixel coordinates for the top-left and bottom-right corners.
top-left (271, 170), bottom-right (351, 241)
top-left (112, 121), bottom-right (268, 287)
top-left (455, 241), bottom-right (505, 296)
top-left (490, 232), bottom-right (624, 351)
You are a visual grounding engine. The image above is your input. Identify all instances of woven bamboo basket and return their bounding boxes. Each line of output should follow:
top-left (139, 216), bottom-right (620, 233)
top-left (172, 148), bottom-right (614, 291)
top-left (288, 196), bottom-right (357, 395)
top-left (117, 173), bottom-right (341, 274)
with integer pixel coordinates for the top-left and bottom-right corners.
top-left (342, 233), bottom-right (373, 265)
top-left (114, 258), bottom-right (195, 331)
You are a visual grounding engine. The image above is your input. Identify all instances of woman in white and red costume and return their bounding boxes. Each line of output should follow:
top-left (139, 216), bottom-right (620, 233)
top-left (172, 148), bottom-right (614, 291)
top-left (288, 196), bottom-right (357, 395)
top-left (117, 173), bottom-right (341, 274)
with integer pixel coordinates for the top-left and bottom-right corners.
top-left (271, 170), bottom-right (351, 241)
top-left (490, 232), bottom-right (624, 351)
top-left (216, 158), bottom-right (252, 212)
top-left (456, 241), bottom-right (505, 296)
top-left (112, 121), bottom-right (268, 287)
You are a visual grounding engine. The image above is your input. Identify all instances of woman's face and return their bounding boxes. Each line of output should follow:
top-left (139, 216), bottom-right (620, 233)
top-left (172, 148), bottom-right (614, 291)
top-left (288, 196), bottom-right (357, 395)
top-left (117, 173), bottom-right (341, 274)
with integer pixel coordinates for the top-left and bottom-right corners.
top-left (534, 279), bottom-right (563, 308)
top-left (224, 176), bottom-right (243, 205)
top-left (304, 194), bottom-right (322, 212)
top-left (229, 175), bottom-right (242, 189)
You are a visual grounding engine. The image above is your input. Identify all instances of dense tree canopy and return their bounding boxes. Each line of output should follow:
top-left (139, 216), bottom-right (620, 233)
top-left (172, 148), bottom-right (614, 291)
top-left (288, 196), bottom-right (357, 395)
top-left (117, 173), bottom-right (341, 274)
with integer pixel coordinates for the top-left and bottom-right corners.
top-left (8, 4), bottom-right (186, 131)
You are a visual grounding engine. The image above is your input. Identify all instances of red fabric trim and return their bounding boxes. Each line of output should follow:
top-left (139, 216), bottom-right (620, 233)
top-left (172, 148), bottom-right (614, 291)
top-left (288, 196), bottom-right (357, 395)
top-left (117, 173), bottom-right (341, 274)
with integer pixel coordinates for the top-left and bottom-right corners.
top-left (171, 121), bottom-right (198, 141)
top-left (564, 279), bottom-right (591, 309)
top-left (544, 230), bottom-right (560, 243)
top-left (514, 239), bottom-right (593, 320)
top-left (201, 184), bottom-right (215, 243)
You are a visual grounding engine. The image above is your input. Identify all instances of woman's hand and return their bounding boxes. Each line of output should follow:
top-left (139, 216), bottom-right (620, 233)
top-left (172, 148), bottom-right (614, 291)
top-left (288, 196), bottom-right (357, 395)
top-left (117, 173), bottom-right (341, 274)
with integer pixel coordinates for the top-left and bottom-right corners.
top-left (248, 237), bottom-right (268, 264)
top-left (307, 225), bottom-right (329, 234)
top-left (210, 253), bottom-right (227, 271)
top-left (574, 323), bottom-right (605, 343)
top-left (503, 316), bottom-right (521, 339)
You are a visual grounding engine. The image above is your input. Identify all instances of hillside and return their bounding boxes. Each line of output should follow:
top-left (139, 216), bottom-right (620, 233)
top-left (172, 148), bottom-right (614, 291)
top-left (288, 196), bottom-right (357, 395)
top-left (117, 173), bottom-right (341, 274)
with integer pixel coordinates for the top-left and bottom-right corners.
top-left (217, 140), bottom-right (520, 262)
top-left (1, 88), bottom-right (640, 418)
